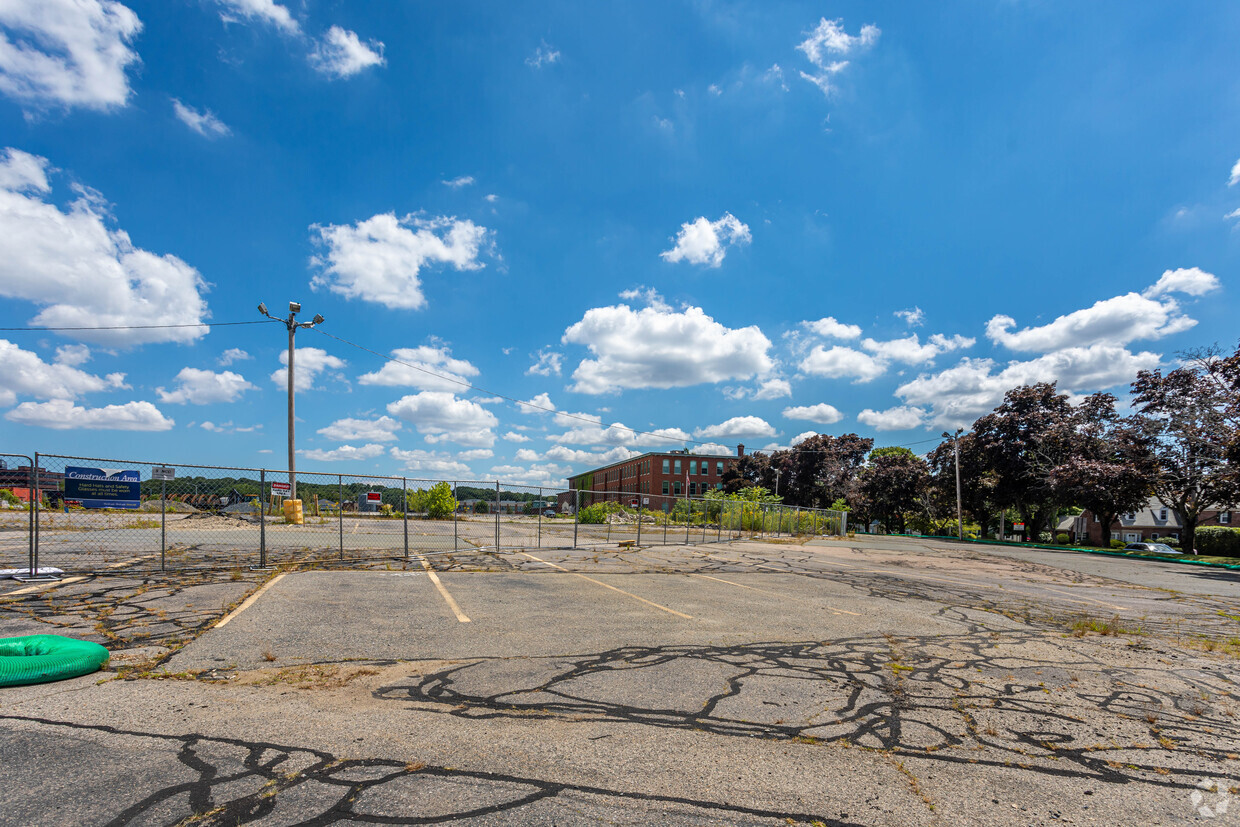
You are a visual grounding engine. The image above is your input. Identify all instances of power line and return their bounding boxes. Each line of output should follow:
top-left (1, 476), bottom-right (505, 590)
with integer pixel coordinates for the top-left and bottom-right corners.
top-left (0, 320), bottom-right (278, 332)
top-left (311, 327), bottom-right (950, 456)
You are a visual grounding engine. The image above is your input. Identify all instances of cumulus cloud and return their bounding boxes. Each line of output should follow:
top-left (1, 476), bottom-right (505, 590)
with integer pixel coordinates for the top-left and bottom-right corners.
top-left (389, 447), bottom-right (472, 478)
top-left (310, 212), bottom-right (491, 310)
top-left (660, 213), bottom-right (751, 267)
top-left (200, 421), bottom-right (260, 434)
top-left (386, 391), bottom-right (497, 448)
top-left (799, 345), bottom-right (887, 383)
top-left (783, 403), bottom-right (843, 425)
top-left (172, 99), bottom-right (230, 138)
top-left (1230, 158), bottom-right (1240, 187)
top-left (894, 307), bottom-right (925, 327)
top-left (525, 41), bottom-right (560, 68)
top-left (753, 378), bottom-right (792, 400)
top-left (563, 300), bottom-right (774, 394)
top-left (54, 343), bottom-right (90, 366)
top-left (157, 368), bottom-right (257, 405)
top-left (357, 345), bottom-right (478, 391)
top-left (0, 0), bottom-right (142, 111)
top-left (270, 347), bottom-right (345, 392)
top-left (517, 392), bottom-right (556, 415)
top-left (1142, 267), bottom-right (1221, 299)
top-left (503, 431), bottom-right (530, 442)
top-left (526, 349), bottom-right (563, 377)
top-left (796, 17), bottom-right (879, 97)
top-left (214, 0), bottom-right (299, 34)
top-left (442, 176), bottom-right (474, 188)
top-left (860, 333), bottom-right (974, 365)
top-left (550, 415), bottom-right (690, 449)
top-left (986, 294), bottom-right (1199, 353)
top-left (0, 148), bottom-right (210, 345)
top-left (693, 416), bottom-right (776, 440)
top-left (310, 26), bottom-right (384, 78)
top-left (317, 415), bottom-right (401, 443)
top-left (804, 316), bottom-right (862, 339)
top-left (0, 339), bottom-right (126, 406)
top-left (542, 445), bottom-right (639, 466)
top-left (299, 443), bottom-right (385, 462)
top-left (218, 348), bottom-right (251, 366)
top-left (857, 406), bottom-right (926, 432)
top-left (896, 345), bottom-right (1161, 429)
top-left (5, 398), bottom-right (173, 430)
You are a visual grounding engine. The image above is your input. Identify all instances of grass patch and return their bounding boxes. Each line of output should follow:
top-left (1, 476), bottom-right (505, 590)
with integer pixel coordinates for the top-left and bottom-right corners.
top-left (1068, 614), bottom-right (1143, 637)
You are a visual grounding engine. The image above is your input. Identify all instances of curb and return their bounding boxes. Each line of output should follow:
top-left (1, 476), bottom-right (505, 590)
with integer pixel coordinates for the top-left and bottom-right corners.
top-left (868, 533), bottom-right (1240, 572)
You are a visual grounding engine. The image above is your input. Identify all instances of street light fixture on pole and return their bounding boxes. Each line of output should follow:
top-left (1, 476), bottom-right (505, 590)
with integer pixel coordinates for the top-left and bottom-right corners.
top-left (258, 301), bottom-right (325, 501)
top-left (942, 428), bottom-right (964, 541)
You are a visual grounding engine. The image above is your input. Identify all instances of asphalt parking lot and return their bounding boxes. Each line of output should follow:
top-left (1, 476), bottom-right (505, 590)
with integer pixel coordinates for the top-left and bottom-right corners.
top-left (1, 536), bottom-right (1238, 825)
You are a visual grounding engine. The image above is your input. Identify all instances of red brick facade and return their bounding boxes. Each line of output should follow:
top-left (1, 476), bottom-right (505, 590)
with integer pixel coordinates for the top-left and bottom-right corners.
top-left (559, 447), bottom-right (744, 511)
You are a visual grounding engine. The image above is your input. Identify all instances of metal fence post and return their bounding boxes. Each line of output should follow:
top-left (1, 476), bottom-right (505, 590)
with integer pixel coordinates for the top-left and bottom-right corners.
top-left (572, 489), bottom-right (579, 549)
top-left (453, 481), bottom-right (458, 552)
top-left (32, 453), bottom-right (39, 576)
top-left (684, 499), bottom-right (690, 545)
top-left (26, 458), bottom-right (34, 578)
top-left (635, 497), bottom-right (642, 548)
top-left (663, 502), bottom-right (668, 545)
top-left (160, 477), bottom-right (167, 572)
top-left (717, 502), bottom-right (721, 542)
top-left (338, 475), bottom-right (344, 561)
top-left (259, 469), bottom-right (267, 569)
top-left (795, 506), bottom-right (801, 538)
top-left (495, 480), bottom-right (500, 550)
top-left (402, 477), bottom-right (409, 560)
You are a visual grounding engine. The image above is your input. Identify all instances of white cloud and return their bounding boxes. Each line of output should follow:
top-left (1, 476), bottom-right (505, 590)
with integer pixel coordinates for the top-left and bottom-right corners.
top-left (317, 415), bottom-right (401, 443)
top-left (543, 445), bottom-right (639, 466)
top-left (694, 415), bottom-right (776, 440)
top-left (442, 175), bottom-right (474, 188)
top-left (986, 294), bottom-right (1198, 353)
top-left (172, 99), bottom-right (230, 138)
top-left (270, 347), bottom-right (345, 392)
top-left (386, 391), bottom-right (497, 448)
top-left (896, 345), bottom-right (1161, 429)
top-left (660, 213), bottom-right (751, 267)
top-left (696, 443), bottom-right (736, 456)
top-left (310, 26), bottom-right (384, 78)
top-left (486, 463), bottom-right (573, 487)
top-left (299, 443), bottom-right (385, 462)
top-left (0, 148), bottom-right (210, 345)
top-left (218, 348), bottom-right (251, 366)
top-left (214, 0), bottom-right (299, 34)
top-left (200, 420), bottom-right (260, 434)
top-left (310, 212), bottom-right (490, 310)
top-left (550, 416), bottom-right (690, 449)
top-left (0, 339), bottom-right (125, 406)
top-left (525, 41), bottom-right (560, 68)
top-left (357, 345), bottom-right (478, 391)
top-left (860, 333), bottom-right (974, 365)
top-left (1230, 158), bottom-right (1240, 187)
top-left (563, 302), bottom-right (774, 394)
top-left (796, 17), bottom-right (879, 98)
top-left (5, 398), bottom-right (173, 430)
top-left (516, 393), bottom-right (555, 415)
top-left (0, 0), bottom-right (142, 111)
top-left (804, 316), bottom-right (862, 339)
top-left (457, 448), bottom-right (493, 461)
top-left (857, 406), bottom-right (926, 432)
top-left (783, 403), bottom-right (843, 425)
top-left (753, 378), bottom-right (792, 400)
top-left (799, 345), bottom-right (886, 383)
top-left (157, 367), bottom-right (257, 405)
top-left (503, 431), bottom-right (530, 442)
top-left (55, 344), bottom-right (90, 366)
top-left (1142, 267), bottom-right (1221, 298)
top-left (1227, 208), bottom-right (1240, 223)
top-left (894, 307), bottom-right (924, 327)
top-left (389, 447), bottom-right (472, 478)
top-left (526, 349), bottom-right (563, 377)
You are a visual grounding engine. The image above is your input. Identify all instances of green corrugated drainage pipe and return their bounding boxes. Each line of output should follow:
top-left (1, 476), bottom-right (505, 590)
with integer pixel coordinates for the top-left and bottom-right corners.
top-left (0, 634), bottom-right (110, 687)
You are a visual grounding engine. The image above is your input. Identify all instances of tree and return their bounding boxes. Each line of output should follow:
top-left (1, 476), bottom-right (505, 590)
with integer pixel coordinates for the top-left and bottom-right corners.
top-left (857, 447), bottom-right (928, 534)
top-left (1131, 361), bottom-right (1240, 555)
top-left (783, 434), bottom-right (873, 509)
top-left (1048, 392), bottom-right (1155, 543)
top-left (927, 433), bottom-right (995, 536)
top-left (423, 481), bottom-right (457, 519)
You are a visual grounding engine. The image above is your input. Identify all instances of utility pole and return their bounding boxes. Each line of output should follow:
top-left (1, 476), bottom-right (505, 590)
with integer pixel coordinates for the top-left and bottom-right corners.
top-left (943, 429), bottom-right (964, 541)
top-left (259, 301), bottom-right (325, 501)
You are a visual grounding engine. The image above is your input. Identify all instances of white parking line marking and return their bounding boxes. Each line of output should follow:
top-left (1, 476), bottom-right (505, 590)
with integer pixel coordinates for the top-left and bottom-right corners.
top-left (414, 553), bottom-right (471, 622)
top-left (516, 551), bottom-right (693, 619)
top-left (215, 573), bottom-right (286, 628)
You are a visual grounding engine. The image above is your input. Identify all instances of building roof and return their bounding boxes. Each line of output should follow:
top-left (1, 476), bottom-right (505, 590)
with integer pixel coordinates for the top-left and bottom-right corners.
top-left (566, 448), bottom-right (738, 480)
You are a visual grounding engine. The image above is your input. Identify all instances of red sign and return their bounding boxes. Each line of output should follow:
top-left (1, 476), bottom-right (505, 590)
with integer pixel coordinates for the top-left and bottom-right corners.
top-left (366, 492), bottom-right (382, 502)
top-left (1012, 523), bottom-right (1025, 530)
top-left (271, 482), bottom-right (291, 494)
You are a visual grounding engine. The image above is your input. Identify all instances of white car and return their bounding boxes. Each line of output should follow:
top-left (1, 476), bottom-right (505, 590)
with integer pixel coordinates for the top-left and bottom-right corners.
top-left (1124, 542), bottom-right (1182, 555)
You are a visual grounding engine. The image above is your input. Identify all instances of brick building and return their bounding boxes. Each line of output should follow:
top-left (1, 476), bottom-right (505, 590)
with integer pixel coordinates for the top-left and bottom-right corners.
top-left (558, 445), bottom-right (746, 511)
top-left (1074, 496), bottom-right (1236, 545)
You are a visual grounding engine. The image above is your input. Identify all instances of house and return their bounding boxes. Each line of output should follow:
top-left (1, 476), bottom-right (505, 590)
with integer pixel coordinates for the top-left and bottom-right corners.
top-left (557, 445), bottom-right (746, 511)
top-left (1078, 496), bottom-right (1235, 545)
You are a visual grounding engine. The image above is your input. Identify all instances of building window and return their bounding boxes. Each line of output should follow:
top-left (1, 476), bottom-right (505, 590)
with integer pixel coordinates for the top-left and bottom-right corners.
top-left (690, 460), bottom-right (697, 475)
top-left (662, 459), bottom-right (669, 474)
top-left (674, 482), bottom-right (682, 496)
top-left (662, 481), bottom-right (669, 495)
top-left (689, 482), bottom-right (696, 495)
top-left (1222, 511), bottom-right (1232, 524)
top-left (674, 460), bottom-right (681, 474)
top-left (1159, 508), bottom-right (1168, 521)
top-left (717, 461), bottom-right (724, 475)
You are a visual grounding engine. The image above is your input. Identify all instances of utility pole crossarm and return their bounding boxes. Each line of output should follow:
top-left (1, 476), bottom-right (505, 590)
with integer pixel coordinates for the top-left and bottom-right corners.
top-left (259, 301), bottom-right (326, 503)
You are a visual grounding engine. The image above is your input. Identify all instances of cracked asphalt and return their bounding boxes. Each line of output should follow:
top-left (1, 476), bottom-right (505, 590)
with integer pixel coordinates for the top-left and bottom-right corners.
top-left (1, 535), bottom-right (1238, 825)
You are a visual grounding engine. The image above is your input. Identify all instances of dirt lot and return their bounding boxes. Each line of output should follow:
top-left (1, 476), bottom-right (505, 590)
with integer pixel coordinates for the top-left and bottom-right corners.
top-left (1, 536), bottom-right (1238, 825)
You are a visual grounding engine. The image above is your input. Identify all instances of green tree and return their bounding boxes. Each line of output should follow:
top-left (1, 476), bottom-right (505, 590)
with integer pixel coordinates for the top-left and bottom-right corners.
top-left (423, 481), bottom-right (457, 519)
top-left (857, 448), bottom-right (928, 534)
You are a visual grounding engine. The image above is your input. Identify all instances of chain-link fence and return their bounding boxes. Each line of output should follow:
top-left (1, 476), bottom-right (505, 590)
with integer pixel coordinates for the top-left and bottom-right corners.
top-left (0, 452), bottom-right (847, 575)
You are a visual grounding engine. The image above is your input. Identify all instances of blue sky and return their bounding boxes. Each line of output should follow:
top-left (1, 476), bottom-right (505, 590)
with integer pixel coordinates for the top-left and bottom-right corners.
top-left (0, 0), bottom-right (1237, 487)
